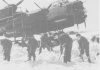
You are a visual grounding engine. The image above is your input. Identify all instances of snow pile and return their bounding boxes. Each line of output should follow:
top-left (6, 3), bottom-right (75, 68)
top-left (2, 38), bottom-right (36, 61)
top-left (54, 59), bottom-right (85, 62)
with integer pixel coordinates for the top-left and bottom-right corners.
top-left (0, 61), bottom-right (32, 70)
top-left (33, 62), bottom-right (74, 70)
top-left (0, 60), bottom-right (99, 70)
top-left (11, 44), bottom-right (28, 61)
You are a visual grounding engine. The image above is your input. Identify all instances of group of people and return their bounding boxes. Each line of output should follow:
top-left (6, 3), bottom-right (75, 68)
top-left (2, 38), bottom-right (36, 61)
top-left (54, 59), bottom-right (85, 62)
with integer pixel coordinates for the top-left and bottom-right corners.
top-left (0, 30), bottom-right (93, 63)
top-left (37, 31), bottom-right (92, 63)
top-left (0, 35), bottom-right (39, 61)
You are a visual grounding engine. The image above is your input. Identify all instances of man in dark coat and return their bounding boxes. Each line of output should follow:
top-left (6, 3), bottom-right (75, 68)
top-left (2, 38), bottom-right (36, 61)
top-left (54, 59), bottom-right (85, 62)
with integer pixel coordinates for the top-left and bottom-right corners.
top-left (62, 34), bottom-right (73, 63)
top-left (1, 38), bottom-right (12, 61)
top-left (27, 37), bottom-right (39, 61)
top-left (57, 32), bottom-right (73, 63)
top-left (39, 33), bottom-right (48, 54)
top-left (76, 34), bottom-right (92, 63)
top-left (39, 33), bottom-right (53, 53)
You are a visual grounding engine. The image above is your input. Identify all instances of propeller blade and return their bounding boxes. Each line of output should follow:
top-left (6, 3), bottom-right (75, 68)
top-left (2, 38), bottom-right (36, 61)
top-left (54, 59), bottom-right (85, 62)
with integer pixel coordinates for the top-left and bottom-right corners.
top-left (26, 9), bottom-right (29, 13)
top-left (2, 0), bottom-right (9, 5)
top-left (33, 1), bottom-right (42, 10)
top-left (84, 22), bottom-right (86, 28)
top-left (47, 3), bottom-right (52, 9)
top-left (77, 24), bottom-right (79, 29)
top-left (16, 0), bottom-right (24, 6)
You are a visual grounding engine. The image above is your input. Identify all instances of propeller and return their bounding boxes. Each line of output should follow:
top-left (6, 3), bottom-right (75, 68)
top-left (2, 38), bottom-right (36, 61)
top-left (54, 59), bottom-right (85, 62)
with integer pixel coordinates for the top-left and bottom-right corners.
top-left (16, 0), bottom-right (24, 6)
top-left (26, 9), bottom-right (29, 13)
top-left (77, 24), bottom-right (79, 29)
top-left (33, 1), bottom-right (42, 10)
top-left (33, 1), bottom-right (52, 10)
top-left (84, 22), bottom-right (86, 28)
top-left (47, 3), bottom-right (52, 9)
top-left (2, 0), bottom-right (9, 5)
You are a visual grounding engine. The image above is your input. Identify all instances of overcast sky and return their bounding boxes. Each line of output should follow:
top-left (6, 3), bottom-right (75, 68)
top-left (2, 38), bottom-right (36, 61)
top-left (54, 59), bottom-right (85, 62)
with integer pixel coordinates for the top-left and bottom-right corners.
top-left (0, 0), bottom-right (99, 32)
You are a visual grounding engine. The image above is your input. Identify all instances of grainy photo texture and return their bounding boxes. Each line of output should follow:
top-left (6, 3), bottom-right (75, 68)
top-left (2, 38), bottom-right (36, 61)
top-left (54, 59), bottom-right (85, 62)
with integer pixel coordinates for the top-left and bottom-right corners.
top-left (0, 0), bottom-right (99, 70)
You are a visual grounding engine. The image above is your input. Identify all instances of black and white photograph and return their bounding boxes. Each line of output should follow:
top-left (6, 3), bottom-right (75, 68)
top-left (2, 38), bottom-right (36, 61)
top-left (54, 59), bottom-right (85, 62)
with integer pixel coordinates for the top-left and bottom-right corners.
top-left (0, 0), bottom-right (99, 70)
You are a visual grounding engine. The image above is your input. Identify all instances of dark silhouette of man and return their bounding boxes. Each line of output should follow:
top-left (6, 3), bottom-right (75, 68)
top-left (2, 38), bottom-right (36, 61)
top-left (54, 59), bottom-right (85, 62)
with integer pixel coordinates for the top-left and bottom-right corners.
top-left (76, 34), bottom-right (92, 63)
top-left (57, 32), bottom-right (73, 63)
top-left (27, 37), bottom-right (38, 61)
top-left (39, 33), bottom-right (53, 53)
top-left (63, 34), bottom-right (73, 63)
top-left (1, 38), bottom-right (12, 61)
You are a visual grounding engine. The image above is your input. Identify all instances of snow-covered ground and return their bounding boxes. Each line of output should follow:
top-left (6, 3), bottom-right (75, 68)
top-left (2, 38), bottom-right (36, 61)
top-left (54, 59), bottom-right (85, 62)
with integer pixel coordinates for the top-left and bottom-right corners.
top-left (0, 52), bottom-right (100, 70)
top-left (0, 32), bottom-right (100, 70)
